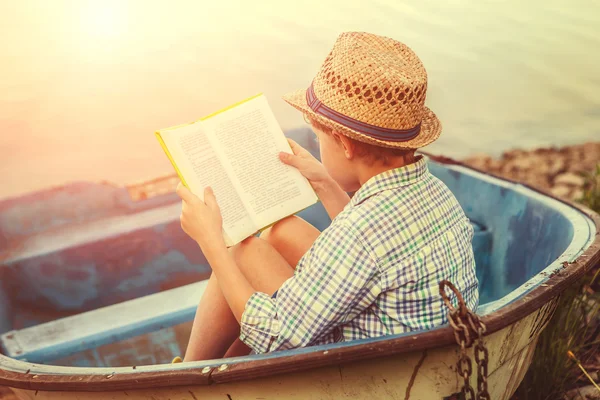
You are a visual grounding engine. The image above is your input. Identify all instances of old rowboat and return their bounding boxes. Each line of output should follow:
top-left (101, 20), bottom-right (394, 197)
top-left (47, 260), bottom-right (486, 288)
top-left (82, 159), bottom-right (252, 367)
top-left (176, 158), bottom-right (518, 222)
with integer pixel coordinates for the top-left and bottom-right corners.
top-left (0, 129), bottom-right (599, 399)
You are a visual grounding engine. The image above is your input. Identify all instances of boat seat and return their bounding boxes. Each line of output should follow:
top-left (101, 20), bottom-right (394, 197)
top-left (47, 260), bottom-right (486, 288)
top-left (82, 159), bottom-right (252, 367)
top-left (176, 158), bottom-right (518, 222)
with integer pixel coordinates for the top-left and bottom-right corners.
top-left (0, 281), bottom-right (207, 363)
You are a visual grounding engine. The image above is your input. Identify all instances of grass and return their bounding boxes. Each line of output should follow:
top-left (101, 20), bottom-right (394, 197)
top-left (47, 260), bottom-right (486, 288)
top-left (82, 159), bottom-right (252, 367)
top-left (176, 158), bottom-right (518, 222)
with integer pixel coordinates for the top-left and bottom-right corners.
top-left (512, 164), bottom-right (600, 400)
top-left (581, 164), bottom-right (600, 214)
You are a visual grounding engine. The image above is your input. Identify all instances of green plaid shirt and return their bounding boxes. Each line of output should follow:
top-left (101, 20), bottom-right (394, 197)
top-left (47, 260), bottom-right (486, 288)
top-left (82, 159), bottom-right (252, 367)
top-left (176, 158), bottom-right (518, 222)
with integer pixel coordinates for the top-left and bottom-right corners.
top-left (240, 156), bottom-right (479, 354)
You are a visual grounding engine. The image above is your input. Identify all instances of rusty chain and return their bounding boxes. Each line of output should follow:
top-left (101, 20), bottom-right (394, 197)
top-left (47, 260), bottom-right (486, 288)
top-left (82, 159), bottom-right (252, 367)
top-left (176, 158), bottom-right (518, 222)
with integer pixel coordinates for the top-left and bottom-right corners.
top-left (458, 337), bottom-right (476, 400)
top-left (440, 280), bottom-right (490, 400)
top-left (474, 326), bottom-right (490, 400)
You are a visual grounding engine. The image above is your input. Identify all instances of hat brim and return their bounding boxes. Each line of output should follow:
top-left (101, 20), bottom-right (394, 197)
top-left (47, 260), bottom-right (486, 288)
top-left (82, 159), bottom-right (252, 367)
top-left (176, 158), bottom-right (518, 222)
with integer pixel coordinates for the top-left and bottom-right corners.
top-left (282, 88), bottom-right (442, 150)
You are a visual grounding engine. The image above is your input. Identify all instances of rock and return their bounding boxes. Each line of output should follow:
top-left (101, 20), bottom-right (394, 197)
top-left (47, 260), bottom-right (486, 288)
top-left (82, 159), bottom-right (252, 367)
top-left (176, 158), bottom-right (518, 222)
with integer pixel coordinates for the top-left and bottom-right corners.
top-left (463, 153), bottom-right (492, 170)
top-left (501, 162), bottom-right (514, 177)
top-left (563, 385), bottom-right (600, 400)
top-left (510, 156), bottom-right (534, 171)
top-left (502, 149), bottom-right (527, 160)
top-left (462, 142), bottom-right (599, 200)
top-left (525, 176), bottom-right (549, 189)
top-left (555, 172), bottom-right (586, 187)
top-left (534, 146), bottom-right (555, 155)
top-left (534, 159), bottom-right (551, 175)
top-left (551, 185), bottom-right (572, 198)
top-left (487, 159), bottom-right (503, 173)
top-left (571, 189), bottom-right (584, 201)
top-left (549, 158), bottom-right (567, 176)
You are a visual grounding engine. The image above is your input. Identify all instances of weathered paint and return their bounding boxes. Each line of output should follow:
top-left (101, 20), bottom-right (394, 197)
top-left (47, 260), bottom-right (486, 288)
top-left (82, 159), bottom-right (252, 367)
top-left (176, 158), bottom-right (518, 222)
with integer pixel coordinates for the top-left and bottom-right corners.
top-left (0, 211), bottom-right (211, 332)
top-left (0, 217), bottom-right (486, 367)
top-left (2, 156), bottom-right (591, 365)
top-left (0, 127), bottom-right (597, 399)
top-left (429, 163), bottom-right (577, 302)
top-left (0, 278), bottom-right (10, 334)
top-left (0, 181), bottom-right (179, 239)
top-left (50, 322), bottom-right (193, 368)
top-left (0, 129), bottom-right (330, 334)
top-left (3, 301), bottom-right (560, 400)
top-left (1, 282), bottom-right (206, 363)
top-left (470, 222), bottom-right (493, 304)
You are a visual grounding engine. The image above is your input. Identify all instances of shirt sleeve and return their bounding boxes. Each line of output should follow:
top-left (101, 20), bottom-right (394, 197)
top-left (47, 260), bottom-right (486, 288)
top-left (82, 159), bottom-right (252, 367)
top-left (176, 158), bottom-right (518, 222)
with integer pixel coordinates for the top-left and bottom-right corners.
top-left (239, 221), bottom-right (381, 354)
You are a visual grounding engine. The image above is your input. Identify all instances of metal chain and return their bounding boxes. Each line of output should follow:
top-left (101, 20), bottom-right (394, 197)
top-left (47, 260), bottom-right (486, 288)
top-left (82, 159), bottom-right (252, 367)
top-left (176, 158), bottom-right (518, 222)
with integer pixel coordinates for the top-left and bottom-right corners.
top-left (474, 324), bottom-right (490, 400)
top-left (458, 336), bottom-right (476, 400)
top-left (440, 280), bottom-right (490, 400)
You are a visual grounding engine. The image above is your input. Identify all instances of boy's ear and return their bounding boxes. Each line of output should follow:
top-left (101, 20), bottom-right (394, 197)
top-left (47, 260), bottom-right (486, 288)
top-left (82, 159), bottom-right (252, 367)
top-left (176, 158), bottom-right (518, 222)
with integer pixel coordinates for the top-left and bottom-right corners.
top-left (333, 131), bottom-right (354, 159)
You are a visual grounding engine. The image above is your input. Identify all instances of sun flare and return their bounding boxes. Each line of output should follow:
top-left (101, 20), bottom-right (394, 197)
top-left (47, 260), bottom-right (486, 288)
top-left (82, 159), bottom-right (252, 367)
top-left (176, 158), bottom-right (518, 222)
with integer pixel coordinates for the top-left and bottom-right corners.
top-left (79, 1), bottom-right (128, 39)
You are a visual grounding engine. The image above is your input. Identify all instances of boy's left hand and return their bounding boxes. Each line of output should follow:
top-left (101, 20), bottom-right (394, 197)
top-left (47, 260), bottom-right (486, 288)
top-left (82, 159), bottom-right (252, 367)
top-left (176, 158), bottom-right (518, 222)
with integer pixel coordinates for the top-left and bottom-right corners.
top-left (176, 183), bottom-right (225, 253)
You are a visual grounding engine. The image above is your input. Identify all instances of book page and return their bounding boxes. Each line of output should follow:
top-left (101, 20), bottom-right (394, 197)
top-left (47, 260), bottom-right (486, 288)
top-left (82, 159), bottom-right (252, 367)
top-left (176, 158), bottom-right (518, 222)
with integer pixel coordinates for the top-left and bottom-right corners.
top-left (160, 123), bottom-right (256, 245)
top-left (202, 95), bottom-right (318, 229)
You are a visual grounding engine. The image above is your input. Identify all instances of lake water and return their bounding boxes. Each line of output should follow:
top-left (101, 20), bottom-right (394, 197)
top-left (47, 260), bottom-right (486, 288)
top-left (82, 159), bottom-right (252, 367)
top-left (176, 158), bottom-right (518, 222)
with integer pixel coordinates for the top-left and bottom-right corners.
top-left (1, 0), bottom-right (599, 198)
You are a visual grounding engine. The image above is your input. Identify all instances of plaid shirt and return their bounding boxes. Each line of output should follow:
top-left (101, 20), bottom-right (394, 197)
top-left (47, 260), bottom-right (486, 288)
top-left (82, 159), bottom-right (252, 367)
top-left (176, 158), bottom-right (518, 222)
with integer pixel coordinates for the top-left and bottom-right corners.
top-left (240, 156), bottom-right (479, 354)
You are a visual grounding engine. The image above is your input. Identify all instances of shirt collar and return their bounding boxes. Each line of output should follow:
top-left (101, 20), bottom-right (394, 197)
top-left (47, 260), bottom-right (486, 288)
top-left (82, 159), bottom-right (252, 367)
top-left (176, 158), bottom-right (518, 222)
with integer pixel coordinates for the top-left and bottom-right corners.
top-left (350, 155), bottom-right (429, 206)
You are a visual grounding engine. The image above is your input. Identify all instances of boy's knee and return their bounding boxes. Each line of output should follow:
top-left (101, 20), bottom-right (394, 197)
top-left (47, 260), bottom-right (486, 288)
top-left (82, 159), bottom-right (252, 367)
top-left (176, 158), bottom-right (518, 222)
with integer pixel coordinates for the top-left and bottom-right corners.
top-left (260, 216), bottom-right (300, 246)
top-left (229, 236), bottom-right (261, 263)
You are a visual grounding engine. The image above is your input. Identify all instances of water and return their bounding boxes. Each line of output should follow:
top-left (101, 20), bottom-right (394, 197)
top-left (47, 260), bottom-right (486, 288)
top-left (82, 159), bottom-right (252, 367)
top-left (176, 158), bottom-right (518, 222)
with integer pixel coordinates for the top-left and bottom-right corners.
top-left (1, 0), bottom-right (599, 198)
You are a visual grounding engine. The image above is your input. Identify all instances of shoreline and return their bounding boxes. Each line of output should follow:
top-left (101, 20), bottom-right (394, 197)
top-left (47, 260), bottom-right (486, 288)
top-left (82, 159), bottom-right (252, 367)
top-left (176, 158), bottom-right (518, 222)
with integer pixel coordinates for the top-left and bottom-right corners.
top-left (461, 142), bottom-right (600, 203)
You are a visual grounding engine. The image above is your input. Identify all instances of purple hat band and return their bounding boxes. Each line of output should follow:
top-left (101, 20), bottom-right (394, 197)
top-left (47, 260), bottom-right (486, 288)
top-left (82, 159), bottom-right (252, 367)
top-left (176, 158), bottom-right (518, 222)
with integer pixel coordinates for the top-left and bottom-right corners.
top-left (306, 83), bottom-right (421, 142)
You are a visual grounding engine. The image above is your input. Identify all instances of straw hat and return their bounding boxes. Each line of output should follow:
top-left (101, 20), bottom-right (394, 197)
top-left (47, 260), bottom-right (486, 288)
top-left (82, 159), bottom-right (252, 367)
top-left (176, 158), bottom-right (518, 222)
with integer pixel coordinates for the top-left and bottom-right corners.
top-left (283, 32), bottom-right (441, 149)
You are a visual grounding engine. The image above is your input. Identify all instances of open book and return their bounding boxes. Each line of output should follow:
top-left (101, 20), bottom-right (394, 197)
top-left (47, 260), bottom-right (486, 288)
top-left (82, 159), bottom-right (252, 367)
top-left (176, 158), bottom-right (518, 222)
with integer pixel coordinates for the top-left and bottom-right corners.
top-left (156, 94), bottom-right (318, 246)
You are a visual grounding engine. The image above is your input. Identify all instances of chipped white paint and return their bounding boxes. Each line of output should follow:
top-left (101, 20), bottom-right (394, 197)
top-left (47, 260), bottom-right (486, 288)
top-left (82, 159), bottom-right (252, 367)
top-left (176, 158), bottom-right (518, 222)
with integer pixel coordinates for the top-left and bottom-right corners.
top-left (1, 281), bottom-right (208, 361)
top-left (6, 302), bottom-right (555, 400)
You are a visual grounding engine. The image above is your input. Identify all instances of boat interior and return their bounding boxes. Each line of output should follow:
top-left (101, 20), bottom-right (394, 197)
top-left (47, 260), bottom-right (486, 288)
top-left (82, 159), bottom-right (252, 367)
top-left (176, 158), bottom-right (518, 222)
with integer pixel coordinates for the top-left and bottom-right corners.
top-left (0, 130), bottom-right (595, 369)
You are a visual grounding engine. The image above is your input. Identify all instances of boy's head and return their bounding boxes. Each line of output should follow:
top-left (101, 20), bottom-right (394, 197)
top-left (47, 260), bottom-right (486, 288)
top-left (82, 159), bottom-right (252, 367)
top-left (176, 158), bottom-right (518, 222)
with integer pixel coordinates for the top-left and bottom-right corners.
top-left (306, 114), bottom-right (416, 190)
top-left (283, 32), bottom-right (441, 189)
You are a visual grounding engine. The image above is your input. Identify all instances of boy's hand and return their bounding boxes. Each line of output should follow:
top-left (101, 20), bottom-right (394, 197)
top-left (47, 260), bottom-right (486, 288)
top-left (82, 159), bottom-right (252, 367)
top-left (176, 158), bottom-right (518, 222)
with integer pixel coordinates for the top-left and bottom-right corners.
top-left (279, 139), bottom-right (330, 189)
top-left (176, 183), bottom-right (225, 254)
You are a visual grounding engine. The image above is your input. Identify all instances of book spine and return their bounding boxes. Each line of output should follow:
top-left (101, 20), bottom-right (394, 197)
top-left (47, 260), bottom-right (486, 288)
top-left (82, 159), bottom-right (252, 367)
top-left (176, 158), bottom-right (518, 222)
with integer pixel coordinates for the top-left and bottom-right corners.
top-left (154, 131), bottom-right (190, 188)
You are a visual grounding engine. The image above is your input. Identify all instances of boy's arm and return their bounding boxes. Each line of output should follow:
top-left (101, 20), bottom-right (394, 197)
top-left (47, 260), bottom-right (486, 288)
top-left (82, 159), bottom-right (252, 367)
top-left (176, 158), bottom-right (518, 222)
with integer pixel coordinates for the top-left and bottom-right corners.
top-left (279, 139), bottom-right (350, 220)
top-left (176, 184), bottom-right (256, 321)
top-left (311, 176), bottom-right (351, 221)
top-left (202, 246), bottom-right (255, 321)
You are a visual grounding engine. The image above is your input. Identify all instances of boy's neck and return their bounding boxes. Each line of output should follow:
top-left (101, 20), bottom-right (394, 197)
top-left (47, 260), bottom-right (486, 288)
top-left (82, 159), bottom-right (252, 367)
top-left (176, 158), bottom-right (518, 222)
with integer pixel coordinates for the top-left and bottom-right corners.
top-left (356, 153), bottom-right (417, 186)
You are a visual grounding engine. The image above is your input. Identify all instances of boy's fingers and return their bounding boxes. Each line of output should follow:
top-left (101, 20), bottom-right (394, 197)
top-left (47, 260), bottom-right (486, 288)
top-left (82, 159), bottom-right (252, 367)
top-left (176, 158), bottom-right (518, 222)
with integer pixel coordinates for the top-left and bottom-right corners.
top-left (181, 200), bottom-right (194, 217)
top-left (204, 186), bottom-right (220, 212)
top-left (279, 151), bottom-right (301, 168)
top-left (287, 138), bottom-right (305, 155)
top-left (176, 182), bottom-right (196, 203)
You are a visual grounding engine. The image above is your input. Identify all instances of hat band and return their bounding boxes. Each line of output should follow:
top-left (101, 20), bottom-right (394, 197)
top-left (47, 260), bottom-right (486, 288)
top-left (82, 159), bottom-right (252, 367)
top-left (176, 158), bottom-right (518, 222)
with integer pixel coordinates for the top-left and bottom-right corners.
top-left (306, 83), bottom-right (421, 142)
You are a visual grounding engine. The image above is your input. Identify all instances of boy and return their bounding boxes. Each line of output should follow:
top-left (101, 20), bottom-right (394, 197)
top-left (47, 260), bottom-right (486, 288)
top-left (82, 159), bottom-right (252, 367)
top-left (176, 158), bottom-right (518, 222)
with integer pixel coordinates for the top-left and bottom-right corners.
top-left (176, 32), bottom-right (479, 361)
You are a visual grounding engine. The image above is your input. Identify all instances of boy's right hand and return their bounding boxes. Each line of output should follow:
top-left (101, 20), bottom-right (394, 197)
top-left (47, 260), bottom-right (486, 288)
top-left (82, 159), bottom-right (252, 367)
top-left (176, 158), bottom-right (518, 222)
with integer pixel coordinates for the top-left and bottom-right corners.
top-left (279, 139), bottom-right (330, 189)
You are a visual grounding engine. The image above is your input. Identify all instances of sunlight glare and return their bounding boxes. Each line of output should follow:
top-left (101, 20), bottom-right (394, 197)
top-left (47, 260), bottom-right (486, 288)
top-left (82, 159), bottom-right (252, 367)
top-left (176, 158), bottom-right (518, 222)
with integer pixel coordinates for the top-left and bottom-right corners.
top-left (80, 1), bottom-right (128, 39)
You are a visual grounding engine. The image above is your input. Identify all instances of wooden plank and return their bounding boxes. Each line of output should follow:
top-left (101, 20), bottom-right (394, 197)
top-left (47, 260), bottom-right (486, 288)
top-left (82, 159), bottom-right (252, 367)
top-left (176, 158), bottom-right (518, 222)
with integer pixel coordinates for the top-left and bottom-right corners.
top-left (51, 321), bottom-right (193, 368)
top-left (0, 282), bottom-right (206, 363)
top-left (1, 203), bottom-right (182, 265)
top-left (0, 386), bottom-right (17, 400)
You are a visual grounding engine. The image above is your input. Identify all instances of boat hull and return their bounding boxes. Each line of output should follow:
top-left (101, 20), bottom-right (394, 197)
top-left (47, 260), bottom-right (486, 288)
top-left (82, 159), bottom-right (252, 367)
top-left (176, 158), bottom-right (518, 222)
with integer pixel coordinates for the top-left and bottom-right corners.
top-left (5, 297), bottom-right (557, 400)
